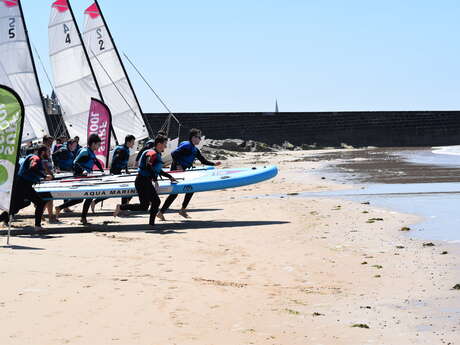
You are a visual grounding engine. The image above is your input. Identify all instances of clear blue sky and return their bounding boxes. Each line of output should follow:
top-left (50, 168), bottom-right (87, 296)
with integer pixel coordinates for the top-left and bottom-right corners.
top-left (21, 0), bottom-right (460, 113)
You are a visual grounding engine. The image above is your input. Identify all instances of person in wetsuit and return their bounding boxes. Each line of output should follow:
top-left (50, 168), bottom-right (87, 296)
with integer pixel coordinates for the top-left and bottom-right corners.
top-left (54, 134), bottom-right (105, 225)
top-left (113, 135), bottom-right (176, 227)
top-left (90, 135), bottom-right (136, 212)
top-left (157, 128), bottom-right (221, 220)
top-left (52, 139), bottom-right (77, 172)
top-left (0, 145), bottom-right (53, 231)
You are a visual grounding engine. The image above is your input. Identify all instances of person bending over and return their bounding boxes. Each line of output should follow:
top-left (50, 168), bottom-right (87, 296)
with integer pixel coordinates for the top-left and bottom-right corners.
top-left (0, 145), bottom-right (53, 231)
top-left (55, 134), bottom-right (104, 225)
top-left (52, 139), bottom-right (77, 172)
top-left (91, 135), bottom-right (136, 212)
top-left (113, 135), bottom-right (176, 227)
top-left (157, 129), bottom-right (221, 220)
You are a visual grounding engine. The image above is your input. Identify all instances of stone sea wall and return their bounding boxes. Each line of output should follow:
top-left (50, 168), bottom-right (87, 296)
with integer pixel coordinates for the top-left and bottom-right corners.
top-left (145, 111), bottom-right (460, 147)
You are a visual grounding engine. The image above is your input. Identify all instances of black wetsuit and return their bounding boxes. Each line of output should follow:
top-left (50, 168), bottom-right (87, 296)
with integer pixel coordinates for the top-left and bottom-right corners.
top-left (160, 141), bottom-right (215, 213)
top-left (56, 147), bottom-right (104, 221)
top-left (120, 149), bottom-right (173, 226)
top-left (0, 155), bottom-right (47, 227)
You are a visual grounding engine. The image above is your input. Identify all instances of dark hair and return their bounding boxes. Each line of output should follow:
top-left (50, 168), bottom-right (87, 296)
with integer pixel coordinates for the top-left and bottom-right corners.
top-left (154, 135), bottom-right (168, 146)
top-left (125, 135), bottom-right (136, 144)
top-left (43, 135), bottom-right (54, 143)
top-left (67, 139), bottom-right (75, 146)
top-left (74, 136), bottom-right (80, 141)
top-left (87, 134), bottom-right (101, 146)
top-left (157, 130), bottom-right (167, 137)
top-left (189, 128), bottom-right (202, 141)
top-left (37, 145), bottom-right (48, 156)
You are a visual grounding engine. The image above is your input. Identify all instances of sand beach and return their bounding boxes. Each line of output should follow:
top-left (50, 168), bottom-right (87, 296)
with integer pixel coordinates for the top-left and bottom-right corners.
top-left (0, 149), bottom-right (459, 345)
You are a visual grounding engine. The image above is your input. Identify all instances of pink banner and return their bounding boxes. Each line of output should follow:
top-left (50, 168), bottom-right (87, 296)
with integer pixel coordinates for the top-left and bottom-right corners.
top-left (87, 98), bottom-right (112, 169)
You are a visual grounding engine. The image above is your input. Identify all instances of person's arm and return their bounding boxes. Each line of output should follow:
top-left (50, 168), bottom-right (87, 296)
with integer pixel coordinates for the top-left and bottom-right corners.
top-left (159, 170), bottom-right (175, 180)
top-left (29, 157), bottom-right (46, 179)
top-left (93, 157), bottom-right (104, 173)
top-left (73, 150), bottom-right (90, 174)
top-left (195, 149), bottom-right (218, 166)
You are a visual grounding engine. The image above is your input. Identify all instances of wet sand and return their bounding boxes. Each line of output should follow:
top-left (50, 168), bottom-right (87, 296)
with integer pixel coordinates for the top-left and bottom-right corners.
top-left (0, 149), bottom-right (459, 345)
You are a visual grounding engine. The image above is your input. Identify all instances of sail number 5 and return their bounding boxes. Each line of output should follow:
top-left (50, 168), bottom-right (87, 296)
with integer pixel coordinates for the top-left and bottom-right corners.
top-left (8, 18), bottom-right (15, 39)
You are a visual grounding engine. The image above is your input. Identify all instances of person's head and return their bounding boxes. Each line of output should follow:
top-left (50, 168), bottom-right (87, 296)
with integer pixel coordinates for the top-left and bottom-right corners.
top-left (26, 146), bottom-right (37, 155)
top-left (56, 138), bottom-right (62, 145)
top-left (67, 139), bottom-right (77, 152)
top-left (125, 135), bottom-right (136, 148)
top-left (74, 136), bottom-right (80, 144)
top-left (154, 135), bottom-right (168, 153)
top-left (37, 145), bottom-right (50, 160)
top-left (145, 139), bottom-right (155, 149)
top-left (189, 128), bottom-right (202, 146)
top-left (43, 135), bottom-right (54, 148)
top-left (87, 134), bottom-right (101, 151)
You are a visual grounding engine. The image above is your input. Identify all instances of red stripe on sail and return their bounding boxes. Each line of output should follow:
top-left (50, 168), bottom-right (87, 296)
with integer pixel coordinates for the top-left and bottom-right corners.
top-left (52, 0), bottom-right (69, 12)
top-left (2, 0), bottom-right (18, 7)
top-left (85, 3), bottom-right (100, 19)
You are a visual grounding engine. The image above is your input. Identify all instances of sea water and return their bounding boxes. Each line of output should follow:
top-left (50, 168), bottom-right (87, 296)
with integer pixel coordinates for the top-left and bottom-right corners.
top-left (310, 146), bottom-right (460, 242)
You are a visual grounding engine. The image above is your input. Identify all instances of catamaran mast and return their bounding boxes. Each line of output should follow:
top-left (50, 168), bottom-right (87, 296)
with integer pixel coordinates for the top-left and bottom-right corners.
top-left (92, 0), bottom-right (153, 138)
top-left (66, 0), bottom-right (118, 145)
top-left (17, 0), bottom-right (52, 140)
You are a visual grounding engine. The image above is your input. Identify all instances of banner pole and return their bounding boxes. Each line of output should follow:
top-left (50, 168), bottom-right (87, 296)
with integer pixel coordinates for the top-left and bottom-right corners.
top-left (6, 215), bottom-right (11, 245)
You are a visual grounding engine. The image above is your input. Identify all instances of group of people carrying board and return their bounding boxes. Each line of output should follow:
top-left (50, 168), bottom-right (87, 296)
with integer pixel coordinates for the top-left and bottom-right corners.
top-left (0, 129), bottom-right (221, 231)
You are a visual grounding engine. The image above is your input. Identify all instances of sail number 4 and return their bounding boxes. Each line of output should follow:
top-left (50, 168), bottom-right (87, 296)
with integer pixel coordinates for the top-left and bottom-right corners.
top-left (8, 18), bottom-right (15, 39)
top-left (63, 24), bottom-right (71, 44)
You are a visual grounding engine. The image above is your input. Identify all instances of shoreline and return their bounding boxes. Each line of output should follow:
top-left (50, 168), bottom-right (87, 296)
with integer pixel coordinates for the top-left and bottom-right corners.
top-left (0, 148), bottom-right (459, 344)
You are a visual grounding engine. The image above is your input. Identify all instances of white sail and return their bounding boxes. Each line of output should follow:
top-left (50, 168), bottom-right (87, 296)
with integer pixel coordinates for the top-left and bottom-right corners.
top-left (83, 2), bottom-right (148, 142)
top-left (49, 0), bottom-right (100, 143)
top-left (0, 0), bottom-right (49, 142)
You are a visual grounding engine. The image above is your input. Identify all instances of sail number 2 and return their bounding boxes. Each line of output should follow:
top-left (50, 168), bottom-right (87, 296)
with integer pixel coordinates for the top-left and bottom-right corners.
top-left (96, 28), bottom-right (105, 51)
top-left (8, 18), bottom-right (15, 39)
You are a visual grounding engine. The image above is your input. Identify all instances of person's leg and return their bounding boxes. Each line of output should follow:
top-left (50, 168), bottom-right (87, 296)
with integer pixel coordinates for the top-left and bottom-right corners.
top-left (81, 199), bottom-right (93, 224)
top-left (178, 193), bottom-right (194, 218)
top-left (121, 197), bottom-right (131, 205)
top-left (115, 177), bottom-right (151, 216)
top-left (157, 194), bottom-right (178, 220)
top-left (23, 186), bottom-right (46, 228)
top-left (55, 199), bottom-right (83, 219)
top-left (91, 198), bottom-right (108, 213)
top-left (149, 192), bottom-right (161, 226)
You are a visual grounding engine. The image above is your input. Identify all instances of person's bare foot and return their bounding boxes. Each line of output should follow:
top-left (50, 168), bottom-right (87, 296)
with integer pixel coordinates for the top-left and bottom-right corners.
top-left (34, 226), bottom-right (46, 232)
top-left (156, 212), bottom-right (166, 221)
top-left (48, 215), bottom-right (61, 224)
top-left (179, 209), bottom-right (190, 219)
top-left (54, 207), bottom-right (62, 220)
top-left (113, 204), bottom-right (121, 217)
top-left (80, 218), bottom-right (89, 226)
top-left (90, 200), bottom-right (96, 214)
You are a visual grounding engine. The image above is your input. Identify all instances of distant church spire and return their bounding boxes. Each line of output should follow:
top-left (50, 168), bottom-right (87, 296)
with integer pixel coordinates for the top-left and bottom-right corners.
top-left (275, 99), bottom-right (279, 113)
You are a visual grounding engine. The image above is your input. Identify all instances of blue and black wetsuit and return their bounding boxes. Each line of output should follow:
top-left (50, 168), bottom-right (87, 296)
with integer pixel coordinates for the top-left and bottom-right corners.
top-left (93, 144), bottom-right (132, 208)
top-left (0, 154), bottom-right (47, 227)
top-left (56, 147), bottom-right (104, 223)
top-left (120, 149), bottom-right (173, 226)
top-left (52, 143), bottom-right (75, 172)
top-left (160, 141), bottom-right (215, 213)
top-left (111, 144), bottom-right (131, 175)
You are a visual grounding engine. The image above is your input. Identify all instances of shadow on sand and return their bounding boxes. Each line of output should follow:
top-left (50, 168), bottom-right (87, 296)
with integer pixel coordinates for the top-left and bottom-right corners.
top-left (1, 219), bottom-right (290, 237)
